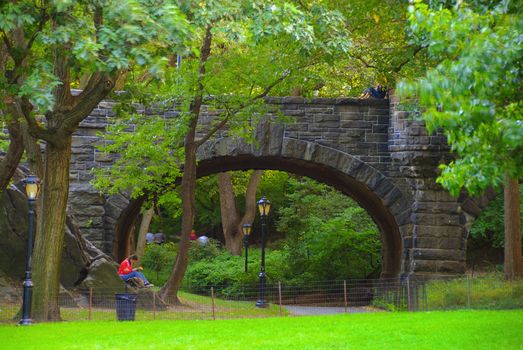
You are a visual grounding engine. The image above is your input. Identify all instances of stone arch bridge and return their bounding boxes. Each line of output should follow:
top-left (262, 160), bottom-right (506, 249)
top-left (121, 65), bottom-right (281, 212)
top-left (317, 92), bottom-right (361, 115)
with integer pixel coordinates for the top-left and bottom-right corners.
top-left (68, 96), bottom-right (493, 278)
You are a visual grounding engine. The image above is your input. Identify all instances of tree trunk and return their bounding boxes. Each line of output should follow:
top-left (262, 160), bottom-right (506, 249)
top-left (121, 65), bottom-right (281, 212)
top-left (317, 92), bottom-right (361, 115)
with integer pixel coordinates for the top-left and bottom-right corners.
top-left (136, 207), bottom-right (154, 259)
top-left (218, 172), bottom-right (242, 255)
top-left (238, 170), bottom-right (263, 235)
top-left (21, 123), bottom-right (44, 178)
top-left (126, 225), bottom-right (136, 258)
top-left (504, 174), bottom-right (523, 280)
top-left (160, 141), bottom-right (198, 303)
top-left (31, 136), bottom-right (72, 321)
top-left (217, 170), bottom-right (263, 255)
top-left (0, 117), bottom-right (24, 191)
top-left (160, 25), bottom-right (211, 303)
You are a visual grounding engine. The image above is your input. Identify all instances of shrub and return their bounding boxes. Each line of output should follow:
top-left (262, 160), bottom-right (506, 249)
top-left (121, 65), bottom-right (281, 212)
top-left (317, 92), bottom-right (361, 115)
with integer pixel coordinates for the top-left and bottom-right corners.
top-left (142, 242), bottom-right (177, 283)
top-left (183, 251), bottom-right (255, 296)
top-left (188, 238), bottom-right (222, 261)
top-left (426, 274), bottom-right (523, 310)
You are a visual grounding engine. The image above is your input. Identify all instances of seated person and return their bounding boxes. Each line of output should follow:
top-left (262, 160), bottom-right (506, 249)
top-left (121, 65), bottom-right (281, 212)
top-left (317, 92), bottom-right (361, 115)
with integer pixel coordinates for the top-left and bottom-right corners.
top-left (360, 85), bottom-right (387, 99)
top-left (118, 254), bottom-right (153, 288)
top-left (145, 232), bottom-right (154, 244)
top-left (154, 232), bottom-right (166, 245)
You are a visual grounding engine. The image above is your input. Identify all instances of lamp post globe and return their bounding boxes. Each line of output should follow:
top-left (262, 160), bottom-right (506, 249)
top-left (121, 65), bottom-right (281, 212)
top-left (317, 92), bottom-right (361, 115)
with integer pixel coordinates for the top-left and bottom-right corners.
top-left (20, 175), bottom-right (40, 325)
top-left (242, 224), bottom-right (252, 273)
top-left (256, 196), bottom-right (270, 308)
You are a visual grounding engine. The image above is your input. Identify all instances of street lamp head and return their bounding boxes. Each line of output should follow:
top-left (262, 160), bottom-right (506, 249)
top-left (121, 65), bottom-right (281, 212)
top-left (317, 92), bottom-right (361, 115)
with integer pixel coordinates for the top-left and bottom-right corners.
top-left (242, 223), bottom-right (252, 236)
top-left (257, 196), bottom-right (271, 217)
top-left (24, 175), bottom-right (40, 200)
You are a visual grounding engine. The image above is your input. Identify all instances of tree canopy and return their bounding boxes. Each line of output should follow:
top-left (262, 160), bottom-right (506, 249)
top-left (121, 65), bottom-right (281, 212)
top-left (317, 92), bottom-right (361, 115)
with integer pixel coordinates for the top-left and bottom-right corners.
top-left (398, 0), bottom-right (523, 195)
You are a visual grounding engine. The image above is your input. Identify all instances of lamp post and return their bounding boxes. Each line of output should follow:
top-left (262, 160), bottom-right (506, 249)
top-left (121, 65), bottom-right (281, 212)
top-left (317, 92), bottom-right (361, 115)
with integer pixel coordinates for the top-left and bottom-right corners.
top-left (20, 175), bottom-right (39, 325)
top-left (242, 224), bottom-right (252, 273)
top-left (256, 196), bottom-right (270, 308)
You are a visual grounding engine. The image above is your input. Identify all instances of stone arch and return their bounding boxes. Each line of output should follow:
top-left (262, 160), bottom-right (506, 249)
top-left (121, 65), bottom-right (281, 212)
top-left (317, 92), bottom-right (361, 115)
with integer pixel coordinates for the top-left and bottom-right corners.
top-left (114, 138), bottom-right (411, 278)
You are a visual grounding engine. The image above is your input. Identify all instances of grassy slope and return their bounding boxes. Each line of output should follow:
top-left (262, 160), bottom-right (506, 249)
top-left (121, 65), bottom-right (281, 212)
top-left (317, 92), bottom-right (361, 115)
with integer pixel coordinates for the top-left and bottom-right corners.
top-left (2, 310), bottom-right (522, 350)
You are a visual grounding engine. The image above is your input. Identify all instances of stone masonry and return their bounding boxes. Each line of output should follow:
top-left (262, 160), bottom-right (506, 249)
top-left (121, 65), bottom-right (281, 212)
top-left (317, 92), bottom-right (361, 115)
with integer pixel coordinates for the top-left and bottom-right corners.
top-left (68, 96), bottom-right (490, 278)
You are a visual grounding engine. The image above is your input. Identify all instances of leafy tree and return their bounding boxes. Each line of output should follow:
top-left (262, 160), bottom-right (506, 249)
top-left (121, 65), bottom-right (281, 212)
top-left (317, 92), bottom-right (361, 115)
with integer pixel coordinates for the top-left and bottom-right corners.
top-left (276, 177), bottom-right (381, 281)
top-left (217, 170), bottom-right (263, 255)
top-left (0, 0), bottom-right (187, 320)
top-left (142, 242), bottom-right (177, 281)
top-left (399, 1), bottom-right (523, 279)
top-left (276, 177), bottom-right (353, 238)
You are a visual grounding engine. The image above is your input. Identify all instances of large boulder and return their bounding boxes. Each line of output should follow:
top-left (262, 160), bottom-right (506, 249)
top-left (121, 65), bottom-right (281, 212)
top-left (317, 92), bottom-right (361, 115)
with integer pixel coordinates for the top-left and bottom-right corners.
top-left (0, 270), bottom-right (21, 303)
top-left (0, 184), bottom-right (124, 296)
top-left (0, 186), bottom-right (28, 279)
top-left (77, 257), bottom-right (127, 303)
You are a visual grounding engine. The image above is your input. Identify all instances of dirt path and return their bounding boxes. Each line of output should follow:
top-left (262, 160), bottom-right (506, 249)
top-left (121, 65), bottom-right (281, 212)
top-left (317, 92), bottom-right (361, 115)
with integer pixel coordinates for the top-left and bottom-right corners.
top-left (284, 305), bottom-right (381, 315)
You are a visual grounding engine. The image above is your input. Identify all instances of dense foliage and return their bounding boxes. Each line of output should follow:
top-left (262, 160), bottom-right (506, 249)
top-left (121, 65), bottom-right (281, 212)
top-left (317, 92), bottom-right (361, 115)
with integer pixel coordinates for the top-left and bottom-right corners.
top-left (142, 174), bottom-right (381, 292)
top-left (399, 1), bottom-right (523, 195)
top-left (469, 185), bottom-right (523, 249)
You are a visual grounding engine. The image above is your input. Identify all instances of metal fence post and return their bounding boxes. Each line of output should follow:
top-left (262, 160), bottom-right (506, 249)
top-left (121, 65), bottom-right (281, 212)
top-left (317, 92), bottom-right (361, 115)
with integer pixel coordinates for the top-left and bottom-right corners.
top-left (406, 276), bottom-right (411, 311)
top-left (211, 287), bottom-right (216, 320)
top-left (88, 287), bottom-right (93, 321)
top-left (467, 275), bottom-right (471, 309)
top-left (278, 282), bottom-right (283, 317)
top-left (423, 281), bottom-right (428, 311)
top-left (344, 280), bottom-right (348, 313)
top-left (153, 291), bottom-right (157, 320)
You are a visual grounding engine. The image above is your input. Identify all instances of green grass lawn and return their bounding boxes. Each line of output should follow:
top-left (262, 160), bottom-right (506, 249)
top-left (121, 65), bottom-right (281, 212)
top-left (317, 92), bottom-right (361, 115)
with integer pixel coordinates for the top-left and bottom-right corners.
top-left (1, 309), bottom-right (522, 350)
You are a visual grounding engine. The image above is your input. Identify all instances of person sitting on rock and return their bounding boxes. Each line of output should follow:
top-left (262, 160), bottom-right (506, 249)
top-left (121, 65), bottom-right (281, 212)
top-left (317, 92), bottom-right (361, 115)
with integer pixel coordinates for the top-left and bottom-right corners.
top-left (118, 254), bottom-right (153, 288)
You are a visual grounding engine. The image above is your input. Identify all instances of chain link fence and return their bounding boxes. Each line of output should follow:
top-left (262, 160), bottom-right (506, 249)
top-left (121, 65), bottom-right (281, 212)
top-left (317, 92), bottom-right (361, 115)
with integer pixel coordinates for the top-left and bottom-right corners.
top-left (1, 275), bottom-right (522, 323)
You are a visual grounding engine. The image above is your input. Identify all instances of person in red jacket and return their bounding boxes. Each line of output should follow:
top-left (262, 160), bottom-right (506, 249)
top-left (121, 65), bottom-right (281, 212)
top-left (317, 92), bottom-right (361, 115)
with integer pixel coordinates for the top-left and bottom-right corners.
top-left (118, 254), bottom-right (153, 288)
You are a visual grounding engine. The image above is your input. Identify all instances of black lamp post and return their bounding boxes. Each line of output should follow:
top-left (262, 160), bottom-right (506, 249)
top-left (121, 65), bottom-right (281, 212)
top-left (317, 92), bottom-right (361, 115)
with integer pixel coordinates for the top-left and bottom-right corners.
top-left (256, 196), bottom-right (270, 308)
top-left (20, 175), bottom-right (39, 325)
top-left (242, 223), bottom-right (252, 273)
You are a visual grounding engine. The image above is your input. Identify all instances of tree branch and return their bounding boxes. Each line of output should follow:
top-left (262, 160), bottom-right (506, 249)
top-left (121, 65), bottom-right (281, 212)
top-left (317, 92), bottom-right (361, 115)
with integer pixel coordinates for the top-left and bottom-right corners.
top-left (25, 6), bottom-right (49, 52)
top-left (252, 71), bottom-right (290, 101)
top-left (195, 112), bottom-right (230, 147)
top-left (18, 96), bottom-right (56, 144)
top-left (60, 72), bottom-right (116, 133)
top-left (0, 112), bottom-right (24, 191)
top-left (196, 67), bottom-right (296, 147)
top-left (0, 29), bottom-right (13, 54)
top-left (392, 45), bottom-right (424, 73)
top-left (349, 52), bottom-right (378, 69)
top-left (191, 25), bottom-right (213, 116)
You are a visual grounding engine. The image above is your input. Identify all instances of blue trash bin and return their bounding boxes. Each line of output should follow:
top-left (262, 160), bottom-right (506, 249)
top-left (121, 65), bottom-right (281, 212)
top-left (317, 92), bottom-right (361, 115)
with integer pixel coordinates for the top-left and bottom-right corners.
top-left (115, 293), bottom-right (137, 321)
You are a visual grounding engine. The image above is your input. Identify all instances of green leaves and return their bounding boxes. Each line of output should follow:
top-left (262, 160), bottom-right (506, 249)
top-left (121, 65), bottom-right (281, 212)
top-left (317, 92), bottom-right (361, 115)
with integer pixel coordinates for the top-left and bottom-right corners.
top-left (0, 2), bottom-right (37, 32)
top-left (1, 0), bottom-right (190, 114)
top-left (92, 110), bottom-right (186, 201)
top-left (399, 1), bottom-right (523, 196)
top-left (274, 176), bottom-right (381, 279)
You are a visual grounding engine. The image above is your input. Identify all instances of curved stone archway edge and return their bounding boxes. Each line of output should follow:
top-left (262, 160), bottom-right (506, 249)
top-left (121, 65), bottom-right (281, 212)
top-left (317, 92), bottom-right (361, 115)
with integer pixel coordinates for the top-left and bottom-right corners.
top-left (195, 137), bottom-right (409, 277)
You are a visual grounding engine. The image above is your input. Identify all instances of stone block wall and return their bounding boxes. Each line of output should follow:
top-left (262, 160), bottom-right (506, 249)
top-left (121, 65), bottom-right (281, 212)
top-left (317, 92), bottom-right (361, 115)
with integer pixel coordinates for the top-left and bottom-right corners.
top-left (388, 93), bottom-right (466, 276)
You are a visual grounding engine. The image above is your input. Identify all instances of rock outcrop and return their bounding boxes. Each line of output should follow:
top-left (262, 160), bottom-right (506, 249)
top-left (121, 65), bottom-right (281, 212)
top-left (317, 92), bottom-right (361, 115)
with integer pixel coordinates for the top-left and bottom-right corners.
top-left (0, 185), bottom-right (127, 299)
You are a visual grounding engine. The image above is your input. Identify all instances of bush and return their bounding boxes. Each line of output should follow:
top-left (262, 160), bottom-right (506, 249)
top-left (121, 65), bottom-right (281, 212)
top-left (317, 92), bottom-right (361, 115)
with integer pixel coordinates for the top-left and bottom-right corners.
top-left (188, 238), bottom-right (222, 261)
top-left (183, 251), bottom-right (255, 296)
top-left (142, 242), bottom-right (177, 284)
